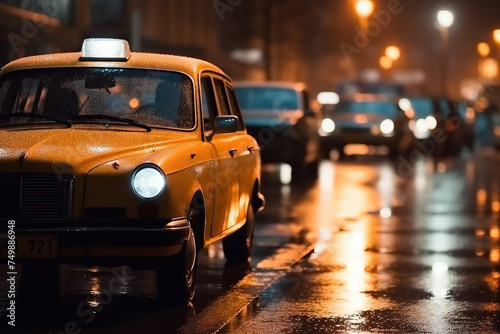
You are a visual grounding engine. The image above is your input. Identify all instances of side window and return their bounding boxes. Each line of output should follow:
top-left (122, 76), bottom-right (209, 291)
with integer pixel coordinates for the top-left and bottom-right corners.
top-left (213, 78), bottom-right (230, 116)
top-left (201, 76), bottom-right (217, 132)
top-left (226, 85), bottom-right (245, 130)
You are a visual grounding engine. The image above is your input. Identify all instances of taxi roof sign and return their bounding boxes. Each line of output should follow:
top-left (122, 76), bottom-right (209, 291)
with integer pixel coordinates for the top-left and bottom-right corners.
top-left (80, 38), bottom-right (131, 61)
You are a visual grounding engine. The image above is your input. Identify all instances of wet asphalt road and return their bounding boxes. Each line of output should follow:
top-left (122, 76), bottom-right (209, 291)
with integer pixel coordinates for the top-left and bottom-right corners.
top-left (2, 146), bottom-right (500, 333)
top-left (223, 149), bottom-right (500, 333)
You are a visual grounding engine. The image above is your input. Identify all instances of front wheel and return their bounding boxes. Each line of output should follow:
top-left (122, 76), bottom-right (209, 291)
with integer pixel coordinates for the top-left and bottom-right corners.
top-left (223, 203), bottom-right (255, 263)
top-left (156, 220), bottom-right (198, 305)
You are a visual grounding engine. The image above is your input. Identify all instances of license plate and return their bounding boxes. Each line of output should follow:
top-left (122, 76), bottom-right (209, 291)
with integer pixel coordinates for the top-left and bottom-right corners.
top-left (0, 235), bottom-right (58, 259)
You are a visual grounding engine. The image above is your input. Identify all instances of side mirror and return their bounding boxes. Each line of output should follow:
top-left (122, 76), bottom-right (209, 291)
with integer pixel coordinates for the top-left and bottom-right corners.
top-left (206, 115), bottom-right (239, 141)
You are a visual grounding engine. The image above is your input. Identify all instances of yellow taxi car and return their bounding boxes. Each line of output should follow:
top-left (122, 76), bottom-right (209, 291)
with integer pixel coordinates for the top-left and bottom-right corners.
top-left (0, 38), bottom-right (264, 304)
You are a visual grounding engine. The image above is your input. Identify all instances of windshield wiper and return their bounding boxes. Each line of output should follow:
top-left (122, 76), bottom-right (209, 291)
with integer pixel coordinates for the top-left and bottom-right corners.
top-left (70, 114), bottom-right (151, 132)
top-left (0, 113), bottom-right (72, 128)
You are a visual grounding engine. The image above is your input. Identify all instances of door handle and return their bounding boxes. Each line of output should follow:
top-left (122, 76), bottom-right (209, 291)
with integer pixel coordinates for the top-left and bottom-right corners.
top-left (247, 146), bottom-right (254, 154)
top-left (229, 149), bottom-right (237, 157)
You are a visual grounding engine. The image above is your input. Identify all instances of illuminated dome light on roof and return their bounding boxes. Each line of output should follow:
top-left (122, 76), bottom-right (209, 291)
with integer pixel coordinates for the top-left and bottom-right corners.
top-left (80, 38), bottom-right (131, 61)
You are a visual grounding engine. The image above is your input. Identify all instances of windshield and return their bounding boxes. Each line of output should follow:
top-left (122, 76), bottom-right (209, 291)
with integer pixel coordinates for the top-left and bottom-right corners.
top-left (335, 101), bottom-right (398, 117)
top-left (0, 68), bottom-right (195, 129)
top-left (234, 87), bottom-right (300, 111)
top-left (409, 98), bottom-right (433, 118)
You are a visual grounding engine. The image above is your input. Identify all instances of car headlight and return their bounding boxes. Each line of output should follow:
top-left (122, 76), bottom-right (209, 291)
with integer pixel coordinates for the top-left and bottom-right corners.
top-left (425, 116), bottom-right (437, 130)
top-left (415, 118), bottom-right (429, 132)
top-left (321, 118), bottom-right (336, 133)
top-left (131, 165), bottom-right (166, 199)
top-left (380, 119), bottom-right (394, 135)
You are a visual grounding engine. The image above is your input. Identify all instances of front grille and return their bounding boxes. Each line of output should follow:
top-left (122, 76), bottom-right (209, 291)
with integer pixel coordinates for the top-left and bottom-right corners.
top-left (0, 174), bottom-right (73, 220)
top-left (341, 126), bottom-right (372, 133)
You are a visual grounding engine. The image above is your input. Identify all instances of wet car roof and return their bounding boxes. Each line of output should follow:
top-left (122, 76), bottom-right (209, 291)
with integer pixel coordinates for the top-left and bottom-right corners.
top-left (0, 52), bottom-right (226, 79)
top-left (234, 81), bottom-right (306, 91)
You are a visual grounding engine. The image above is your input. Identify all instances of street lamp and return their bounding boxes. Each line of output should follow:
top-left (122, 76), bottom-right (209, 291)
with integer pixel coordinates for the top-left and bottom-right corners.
top-left (437, 10), bottom-right (454, 28)
top-left (385, 46), bottom-right (400, 62)
top-left (355, 0), bottom-right (374, 32)
top-left (379, 56), bottom-right (392, 70)
top-left (355, 0), bottom-right (374, 17)
top-left (477, 42), bottom-right (490, 58)
top-left (477, 42), bottom-right (491, 80)
top-left (493, 29), bottom-right (500, 45)
top-left (437, 10), bottom-right (454, 96)
top-left (355, 0), bottom-right (374, 77)
top-left (381, 46), bottom-right (400, 79)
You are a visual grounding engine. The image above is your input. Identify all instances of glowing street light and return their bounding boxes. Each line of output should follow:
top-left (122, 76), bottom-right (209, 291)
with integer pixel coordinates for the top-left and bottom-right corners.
top-left (477, 42), bottom-right (490, 58)
top-left (437, 10), bottom-right (454, 96)
top-left (354, 0), bottom-right (374, 75)
top-left (480, 59), bottom-right (498, 80)
top-left (355, 0), bottom-right (374, 34)
top-left (379, 56), bottom-right (392, 70)
top-left (355, 0), bottom-right (374, 18)
top-left (477, 42), bottom-right (493, 80)
top-left (437, 10), bottom-right (454, 28)
top-left (385, 46), bottom-right (400, 61)
top-left (493, 29), bottom-right (500, 45)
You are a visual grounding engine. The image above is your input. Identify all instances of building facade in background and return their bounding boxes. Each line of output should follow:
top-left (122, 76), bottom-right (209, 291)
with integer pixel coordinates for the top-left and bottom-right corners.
top-left (3, 0), bottom-right (490, 99)
top-left (0, 0), bottom-right (311, 87)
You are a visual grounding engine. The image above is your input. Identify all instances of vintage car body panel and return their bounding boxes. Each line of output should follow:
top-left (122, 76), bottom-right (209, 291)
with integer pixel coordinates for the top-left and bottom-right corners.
top-left (0, 45), bottom-right (263, 262)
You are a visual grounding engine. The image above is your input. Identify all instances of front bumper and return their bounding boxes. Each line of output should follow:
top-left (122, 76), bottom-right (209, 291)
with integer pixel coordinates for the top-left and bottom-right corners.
top-left (0, 218), bottom-right (189, 264)
top-left (321, 129), bottom-right (397, 148)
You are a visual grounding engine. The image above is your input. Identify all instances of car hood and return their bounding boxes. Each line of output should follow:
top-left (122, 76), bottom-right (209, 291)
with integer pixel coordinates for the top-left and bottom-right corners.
top-left (0, 127), bottom-right (190, 174)
top-left (242, 109), bottom-right (304, 127)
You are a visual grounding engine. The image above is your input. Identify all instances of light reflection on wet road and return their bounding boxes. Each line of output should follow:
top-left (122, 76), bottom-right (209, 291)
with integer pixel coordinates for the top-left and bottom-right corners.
top-left (223, 149), bottom-right (500, 333)
top-left (2, 148), bottom-right (500, 333)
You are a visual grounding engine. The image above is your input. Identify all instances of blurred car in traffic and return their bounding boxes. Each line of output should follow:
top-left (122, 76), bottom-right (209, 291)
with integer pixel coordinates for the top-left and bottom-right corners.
top-left (433, 97), bottom-right (466, 156)
top-left (234, 82), bottom-right (320, 179)
top-left (0, 38), bottom-right (265, 305)
top-left (319, 94), bottom-right (414, 158)
top-left (475, 83), bottom-right (500, 149)
top-left (453, 100), bottom-right (476, 151)
top-left (399, 97), bottom-right (466, 157)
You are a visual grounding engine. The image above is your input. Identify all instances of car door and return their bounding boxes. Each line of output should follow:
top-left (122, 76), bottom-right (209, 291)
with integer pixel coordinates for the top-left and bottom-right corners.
top-left (225, 84), bottom-right (258, 224)
top-left (200, 75), bottom-right (240, 236)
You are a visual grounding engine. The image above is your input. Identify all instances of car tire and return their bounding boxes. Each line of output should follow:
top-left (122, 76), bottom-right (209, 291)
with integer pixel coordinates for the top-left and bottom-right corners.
top-left (223, 202), bottom-right (254, 263)
top-left (156, 213), bottom-right (198, 305)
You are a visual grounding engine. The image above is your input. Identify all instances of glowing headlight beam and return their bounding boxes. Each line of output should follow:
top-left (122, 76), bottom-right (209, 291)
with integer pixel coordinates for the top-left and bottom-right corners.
top-left (132, 166), bottom-right (166, 199)
top-left (380, 119), bottom-right (394, 135)
top-left (425, 116), bottom-right (437, 130)
top-left (321, 118), bottom-right (336, 133)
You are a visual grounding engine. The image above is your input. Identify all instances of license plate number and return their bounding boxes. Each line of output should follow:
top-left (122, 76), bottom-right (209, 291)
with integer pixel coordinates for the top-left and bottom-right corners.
top-left (0, 235), bottom-right (58, 259)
